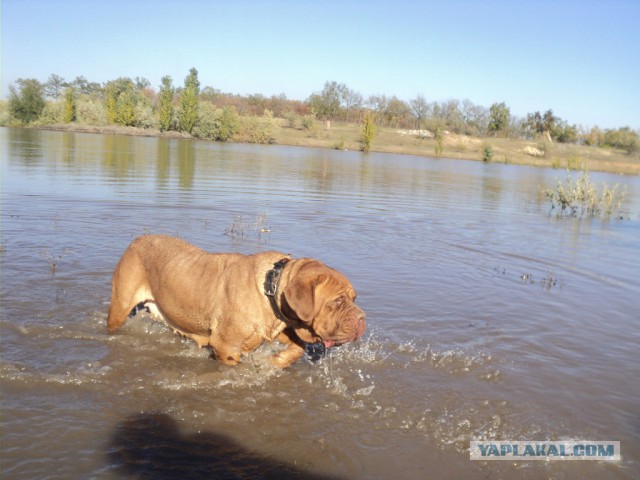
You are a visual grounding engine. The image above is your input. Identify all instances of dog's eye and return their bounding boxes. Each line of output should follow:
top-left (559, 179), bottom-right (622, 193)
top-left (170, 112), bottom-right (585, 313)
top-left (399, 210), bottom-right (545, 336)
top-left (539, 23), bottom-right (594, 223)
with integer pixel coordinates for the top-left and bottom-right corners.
top-left (328, 297), bottom-right (344, 310)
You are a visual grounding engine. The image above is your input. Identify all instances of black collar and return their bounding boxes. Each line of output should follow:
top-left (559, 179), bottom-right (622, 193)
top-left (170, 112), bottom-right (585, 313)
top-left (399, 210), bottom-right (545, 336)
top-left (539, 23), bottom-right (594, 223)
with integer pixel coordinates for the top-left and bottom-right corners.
top-left (264, 258), bottom-right (328, 360)
top-left (264, 258), bottom-right (292, 323)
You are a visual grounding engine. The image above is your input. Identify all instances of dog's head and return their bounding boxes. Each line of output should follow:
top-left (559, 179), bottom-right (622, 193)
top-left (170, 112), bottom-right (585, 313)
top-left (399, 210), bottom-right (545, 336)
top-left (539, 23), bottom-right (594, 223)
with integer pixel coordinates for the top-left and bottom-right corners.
top-left (283, 260), bottom-right (366, 348)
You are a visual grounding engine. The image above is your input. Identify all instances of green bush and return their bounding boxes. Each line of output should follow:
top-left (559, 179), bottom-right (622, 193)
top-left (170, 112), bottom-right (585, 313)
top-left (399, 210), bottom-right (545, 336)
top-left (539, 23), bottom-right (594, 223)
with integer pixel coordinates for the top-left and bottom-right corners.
top-left (62, 87), bottom-right (77, 123)
top-left (434, 127), bottom-right (443, 157)
top-left (582, 127), bottom-right (603, 146)
top-left (192, 103), bottom-right (217, 139)
top-left (76, 96), bottom-right (107, 125)
top-left (35, 101), bottom-right (63, 125)
top-left (359, 112), bottom-right (377, 152)
top-left (488, 102), bottom-right (510, 134)
top-left (134, 102), bottom-right (156, 129)
top-left (482, 143), bottom-right (493, 162)
top-left (603, 127), bottom-right (639, 154)
top-left (284, 111), bottom-right (297, 128)
top-left (104, 78), bottom-right (132, 125)
top-left (104, 78), bottom-right (151, 127)
top-left (193, 104), bottom-right (238, 141)
top-left (9, 79), bottom-right (45, 124)
top-left (114, 89), bottom-right (138, 126)
top-left (301, 114), bottom-right (315, 131)
top-left (0, 100), bottom-right (10, 126)
top-left (553, 121), bottom-right (577, 143)
top-left (244, 109), bottom-right (277, 144)
top-left (219, 107), bottom-right (239, 142)
top-left (333, 136), bottom-right (346, 150)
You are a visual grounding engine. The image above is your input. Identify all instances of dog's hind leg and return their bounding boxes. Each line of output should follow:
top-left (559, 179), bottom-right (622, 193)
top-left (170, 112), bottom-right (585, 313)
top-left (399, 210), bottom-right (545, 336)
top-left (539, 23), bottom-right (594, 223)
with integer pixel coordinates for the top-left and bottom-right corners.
top-left (106, 248), bottom-right (150, 332)
top-left (107, 298), bottom-right (134, 332)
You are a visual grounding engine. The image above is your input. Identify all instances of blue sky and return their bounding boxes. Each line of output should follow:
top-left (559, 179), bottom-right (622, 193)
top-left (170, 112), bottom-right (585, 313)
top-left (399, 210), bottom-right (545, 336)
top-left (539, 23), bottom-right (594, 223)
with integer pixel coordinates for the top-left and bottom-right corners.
top-left (2, 0), bottom-right (639, 128)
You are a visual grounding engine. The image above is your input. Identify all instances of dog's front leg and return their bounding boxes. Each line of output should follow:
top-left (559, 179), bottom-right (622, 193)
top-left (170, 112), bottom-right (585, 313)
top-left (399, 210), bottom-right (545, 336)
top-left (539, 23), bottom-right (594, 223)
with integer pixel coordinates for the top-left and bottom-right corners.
top-left (270, 329), bottom-right (305, 368)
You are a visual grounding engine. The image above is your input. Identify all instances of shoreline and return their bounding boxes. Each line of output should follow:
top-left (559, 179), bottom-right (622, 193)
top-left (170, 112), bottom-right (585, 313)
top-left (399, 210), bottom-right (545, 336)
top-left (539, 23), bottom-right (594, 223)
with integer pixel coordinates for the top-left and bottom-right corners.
top-left (10, 123), bottom-right (639, 176)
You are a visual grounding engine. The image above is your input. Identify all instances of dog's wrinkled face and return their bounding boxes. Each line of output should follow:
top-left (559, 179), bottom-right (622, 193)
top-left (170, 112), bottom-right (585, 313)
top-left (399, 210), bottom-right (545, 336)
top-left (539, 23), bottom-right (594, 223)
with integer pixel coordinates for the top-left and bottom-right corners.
top-left (283, 261), bottom-right (366, 348)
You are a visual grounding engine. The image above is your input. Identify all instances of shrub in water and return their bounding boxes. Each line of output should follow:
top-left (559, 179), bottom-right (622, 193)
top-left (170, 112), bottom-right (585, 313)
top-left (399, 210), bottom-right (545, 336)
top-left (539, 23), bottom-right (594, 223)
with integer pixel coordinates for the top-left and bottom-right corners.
top-left (542, 169), bottom-right (626, 217)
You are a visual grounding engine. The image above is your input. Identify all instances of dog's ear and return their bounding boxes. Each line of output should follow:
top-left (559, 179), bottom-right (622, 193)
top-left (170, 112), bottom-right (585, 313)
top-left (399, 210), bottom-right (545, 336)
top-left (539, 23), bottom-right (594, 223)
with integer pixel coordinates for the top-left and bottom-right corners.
top-left (283, 267), bottom-right (327, 323)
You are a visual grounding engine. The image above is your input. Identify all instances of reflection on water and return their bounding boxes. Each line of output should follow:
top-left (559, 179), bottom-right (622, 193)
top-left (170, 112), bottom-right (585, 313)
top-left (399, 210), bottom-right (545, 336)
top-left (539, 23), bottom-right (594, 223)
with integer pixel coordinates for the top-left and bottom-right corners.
top-left (1, 127), bottom-right (639, 479)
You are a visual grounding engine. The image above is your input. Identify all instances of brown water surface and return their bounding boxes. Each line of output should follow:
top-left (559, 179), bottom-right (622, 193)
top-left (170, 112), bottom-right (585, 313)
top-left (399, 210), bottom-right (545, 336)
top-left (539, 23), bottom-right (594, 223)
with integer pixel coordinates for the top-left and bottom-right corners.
top-left (1, 127), bottom-right (639, 479)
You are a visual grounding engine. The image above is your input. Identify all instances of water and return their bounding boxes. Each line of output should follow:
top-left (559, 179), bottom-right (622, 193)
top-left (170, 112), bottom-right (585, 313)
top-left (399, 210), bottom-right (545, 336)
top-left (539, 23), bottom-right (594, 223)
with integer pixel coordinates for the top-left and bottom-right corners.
top-left (1, 127), bottom-right (639, 479)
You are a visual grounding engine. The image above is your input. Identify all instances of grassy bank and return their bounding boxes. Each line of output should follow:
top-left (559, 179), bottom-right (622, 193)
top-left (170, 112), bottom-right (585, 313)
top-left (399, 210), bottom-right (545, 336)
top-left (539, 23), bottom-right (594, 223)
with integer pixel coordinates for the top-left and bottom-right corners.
top-left (273, 121), bottom-right (639, 175)
top-left (14, 119), bottom-right (640, 175)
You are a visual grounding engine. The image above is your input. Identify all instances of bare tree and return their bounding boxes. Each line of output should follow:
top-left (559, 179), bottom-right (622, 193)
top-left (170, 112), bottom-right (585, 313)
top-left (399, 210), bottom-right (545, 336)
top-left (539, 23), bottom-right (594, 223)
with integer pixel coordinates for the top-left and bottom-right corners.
top-left (410, 94), bottom-right (429, 128)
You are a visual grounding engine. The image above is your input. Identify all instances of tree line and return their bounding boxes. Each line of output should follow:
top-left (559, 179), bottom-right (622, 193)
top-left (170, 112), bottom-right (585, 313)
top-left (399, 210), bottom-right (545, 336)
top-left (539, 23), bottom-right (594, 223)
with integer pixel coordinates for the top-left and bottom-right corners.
top-left (4, 71), bottom-right (639, 154)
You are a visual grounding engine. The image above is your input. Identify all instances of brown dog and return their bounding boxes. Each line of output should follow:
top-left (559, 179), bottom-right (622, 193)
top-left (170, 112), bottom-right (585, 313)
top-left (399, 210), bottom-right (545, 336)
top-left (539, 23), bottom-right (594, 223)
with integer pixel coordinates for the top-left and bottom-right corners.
top-left (107, 235), bottom-right (366, 368)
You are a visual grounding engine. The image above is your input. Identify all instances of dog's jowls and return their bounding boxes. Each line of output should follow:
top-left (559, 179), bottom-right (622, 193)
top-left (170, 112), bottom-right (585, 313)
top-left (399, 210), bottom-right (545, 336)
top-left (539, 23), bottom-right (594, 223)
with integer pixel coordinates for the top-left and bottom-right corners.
top-left (107, 235), bottom-right (366, 368)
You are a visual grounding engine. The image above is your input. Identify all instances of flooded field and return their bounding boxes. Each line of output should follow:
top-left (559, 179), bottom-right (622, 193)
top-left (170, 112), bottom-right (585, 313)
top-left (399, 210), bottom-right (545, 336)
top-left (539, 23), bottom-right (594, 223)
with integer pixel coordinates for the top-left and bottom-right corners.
top-left (1, 127), bottom-right (639, 479)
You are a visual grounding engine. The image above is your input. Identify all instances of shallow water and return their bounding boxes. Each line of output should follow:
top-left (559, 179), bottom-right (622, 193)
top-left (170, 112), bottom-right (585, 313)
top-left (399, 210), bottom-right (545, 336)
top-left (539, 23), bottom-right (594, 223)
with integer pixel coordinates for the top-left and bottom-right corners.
top-left (1, 127), bottom-right (639, 479)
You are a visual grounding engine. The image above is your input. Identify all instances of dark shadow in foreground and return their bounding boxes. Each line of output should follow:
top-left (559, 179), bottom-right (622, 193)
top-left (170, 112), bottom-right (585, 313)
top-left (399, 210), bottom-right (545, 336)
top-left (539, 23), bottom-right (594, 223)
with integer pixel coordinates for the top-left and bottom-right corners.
top-left (108, 413), bottom-right (342, 480)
